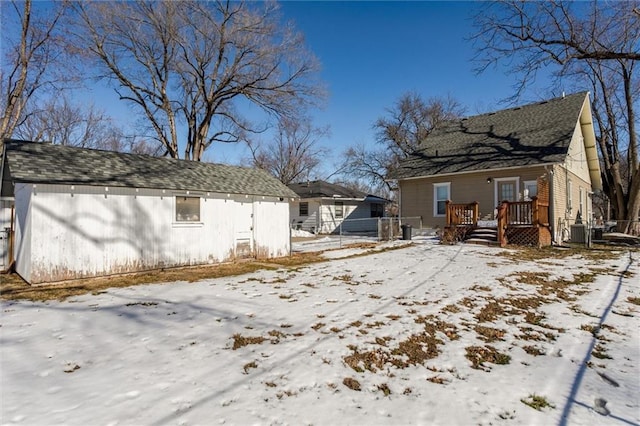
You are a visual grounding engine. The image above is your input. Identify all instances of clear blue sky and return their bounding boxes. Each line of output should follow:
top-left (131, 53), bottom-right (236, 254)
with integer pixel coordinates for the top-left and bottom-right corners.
top-left (207, 1), bottom-right (560, 174)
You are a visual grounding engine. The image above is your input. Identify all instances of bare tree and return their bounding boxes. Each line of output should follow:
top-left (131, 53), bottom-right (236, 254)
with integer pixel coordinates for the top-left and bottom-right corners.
top-left (0, 0), bottom-right (74, 148)
top-left (473, 0), bottom-right (640, 231)
top-left (15, 95), bottom-right (111, 147)
top-left (13, 94), bottom-right (162, 155)
top-left (340, 93), bottom-right (465, 193)
top-left (73, 0), bottom-right (324, 161)
top-left (247, 117), bottom-right (329, 185)
top-left (375, 92), bottom-right (465, 159)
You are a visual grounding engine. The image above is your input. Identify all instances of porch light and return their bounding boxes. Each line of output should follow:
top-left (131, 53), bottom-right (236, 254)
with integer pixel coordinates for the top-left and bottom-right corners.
top-left (487, 177), bottom-right (492, 184)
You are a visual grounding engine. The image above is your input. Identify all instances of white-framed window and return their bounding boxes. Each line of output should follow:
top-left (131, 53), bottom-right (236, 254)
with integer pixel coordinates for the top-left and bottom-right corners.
top-left (299, 202), bottom-right (309, 216)
top-left (433, 182), bottom-right (450, 217)
top-left (176, 196), bottom-right (200, 222)
top-left (335, 201), bottom-right (344, 218)
top-left (567, 180), bottom-right (573, 213)
top-left (579, 187), bottom-right (584, 215)
top-left (523, 180), bottom-right (537, 200)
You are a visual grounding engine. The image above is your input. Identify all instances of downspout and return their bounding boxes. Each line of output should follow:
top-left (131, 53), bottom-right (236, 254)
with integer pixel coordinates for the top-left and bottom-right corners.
top-left (546, 165), bottom-right (557, 244)
top-left (317, 199), bottom-right (321, 235)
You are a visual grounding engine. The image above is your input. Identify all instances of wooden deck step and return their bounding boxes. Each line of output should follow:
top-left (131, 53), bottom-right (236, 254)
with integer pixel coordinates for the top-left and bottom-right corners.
top-left (466, 227), bottom-right (498, 244)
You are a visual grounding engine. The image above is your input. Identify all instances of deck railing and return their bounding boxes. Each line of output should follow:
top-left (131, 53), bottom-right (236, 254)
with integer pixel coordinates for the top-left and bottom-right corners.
top-left (446, 197), bottom-right (550, 248)
top-left (496, 197), bottom-right (549, 247)
top-left (445, 201), bottom-right (478, 226)
top-left (501, 197), bottom-right (549, 227)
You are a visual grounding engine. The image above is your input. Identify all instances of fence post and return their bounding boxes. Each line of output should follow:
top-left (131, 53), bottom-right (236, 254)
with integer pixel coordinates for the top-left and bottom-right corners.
top-left (339, 221), bottom-right (342, 248)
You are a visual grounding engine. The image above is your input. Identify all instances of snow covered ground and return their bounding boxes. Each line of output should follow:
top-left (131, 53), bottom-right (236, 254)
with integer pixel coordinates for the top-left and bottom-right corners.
top-left (1, 239), bottom-right (638, 426)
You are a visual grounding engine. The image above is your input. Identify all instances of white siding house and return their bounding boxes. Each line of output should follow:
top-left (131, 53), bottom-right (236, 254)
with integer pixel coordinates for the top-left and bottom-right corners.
top-left (0, 140), bottom-right (297, 284)
top-left (288, 180), bottom-right (387, 234)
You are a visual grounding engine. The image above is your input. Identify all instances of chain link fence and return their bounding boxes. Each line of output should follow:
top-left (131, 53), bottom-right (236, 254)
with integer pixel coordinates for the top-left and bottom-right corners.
top-left (291, 216), bottom-right (429, 253)
top-left (557, 217), bottom-right (640, 247)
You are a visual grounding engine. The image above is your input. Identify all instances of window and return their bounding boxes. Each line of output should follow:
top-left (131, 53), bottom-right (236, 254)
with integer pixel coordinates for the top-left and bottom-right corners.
top-left (567, 180), bottom-right (573, 213)
top-left (335, 201), bottom-right (344, 218)
top-left (299, 202), bottom-right (309, 216)
top-left (370, 203), bottom-right (384, 218)
top-left (433, 182), bottom-right (450, 217)
top-left (176, 196), bottom-right (200, 222)
top-left (523, 181), bottom-right (538, 200)
top-left (498, 181), bottom-right (516, 202)
top-left (579, 187), bottom-right (584, 214)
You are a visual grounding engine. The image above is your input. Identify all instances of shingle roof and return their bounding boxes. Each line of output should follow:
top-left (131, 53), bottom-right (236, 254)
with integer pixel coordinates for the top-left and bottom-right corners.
top-left (393, 92), bottom-right (589, 179)
top-left (288, 180), bottom-right (368, 199)
top-left (1, 140), bottom-right (298, 198)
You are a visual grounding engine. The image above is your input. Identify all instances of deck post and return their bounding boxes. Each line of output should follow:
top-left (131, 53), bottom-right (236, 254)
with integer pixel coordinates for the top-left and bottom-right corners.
top-left (445, 200), bottom-right (452, 226)
top-left (531, 196), bottom-right (539, 226)
top-left (497, 201), bottom-right (508, 247)
top-left (472, 201), bottom-right (479, 226)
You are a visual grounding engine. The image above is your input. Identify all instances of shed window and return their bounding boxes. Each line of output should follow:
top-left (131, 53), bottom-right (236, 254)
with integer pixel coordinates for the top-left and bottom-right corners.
top-left (335, 201), bottom-right (344, 218)
top-left (433, 183), bottom-right (450, 217)
top-left (299, 202), bottom-right (309, 216)
top-left (176, 196), bottom-right (200, 222)
top-left (371, 203), bottom-right (384, 218)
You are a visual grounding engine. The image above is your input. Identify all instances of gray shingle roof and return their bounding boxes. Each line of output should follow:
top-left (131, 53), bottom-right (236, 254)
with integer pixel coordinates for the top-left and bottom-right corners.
top-left (1, 140), bottom-right (298, 198)
top-left (393, 92), bottom-right (589, 179)
top-left (288, 180), bottom-right (368, 199)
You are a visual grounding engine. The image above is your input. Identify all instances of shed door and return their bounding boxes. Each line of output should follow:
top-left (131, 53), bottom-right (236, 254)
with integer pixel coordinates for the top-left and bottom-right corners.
top-left (234, 199), bottom-right (254, 258)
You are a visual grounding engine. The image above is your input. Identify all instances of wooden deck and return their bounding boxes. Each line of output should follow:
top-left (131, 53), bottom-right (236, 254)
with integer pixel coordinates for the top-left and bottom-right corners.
top-left (444, 198), bottom-right (552, 247)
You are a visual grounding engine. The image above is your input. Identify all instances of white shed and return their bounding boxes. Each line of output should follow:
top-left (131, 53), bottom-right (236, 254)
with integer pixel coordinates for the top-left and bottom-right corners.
top-left (0, 140), bottom-right (298, 284)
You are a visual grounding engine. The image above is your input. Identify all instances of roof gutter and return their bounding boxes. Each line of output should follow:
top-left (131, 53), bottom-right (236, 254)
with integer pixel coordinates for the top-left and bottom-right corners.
top-left (396, 162), bottom-right (560, 181)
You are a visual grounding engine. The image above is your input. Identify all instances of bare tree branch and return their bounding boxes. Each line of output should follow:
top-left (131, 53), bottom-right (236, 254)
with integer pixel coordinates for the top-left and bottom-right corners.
top-left (247, 116), bottom-right (329, 185)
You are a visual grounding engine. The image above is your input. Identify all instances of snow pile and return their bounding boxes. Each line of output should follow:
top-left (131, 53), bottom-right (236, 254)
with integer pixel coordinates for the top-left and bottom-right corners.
top-left (291, 228), bottom-right (315, 237)
top-left (1, 241), bottom-right (638, 425)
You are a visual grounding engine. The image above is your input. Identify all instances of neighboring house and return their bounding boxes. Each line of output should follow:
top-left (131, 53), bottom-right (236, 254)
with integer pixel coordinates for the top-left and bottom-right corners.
top-left (393, 92), bottom-right (602, 245)
top-left (0, 140), bottom-right (298, 284)
top-left (288, 180), bottom-right (387, 234)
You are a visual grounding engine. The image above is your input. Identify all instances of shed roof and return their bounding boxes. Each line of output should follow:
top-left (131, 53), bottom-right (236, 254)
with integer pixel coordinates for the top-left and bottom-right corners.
top-left (393, 92), bottom-right (591, 179)
top-left (1, 140), bottom-right (298, 198)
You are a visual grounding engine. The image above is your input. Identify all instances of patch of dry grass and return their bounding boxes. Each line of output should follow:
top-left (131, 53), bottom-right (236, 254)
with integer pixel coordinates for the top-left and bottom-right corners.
top-left (465, 345), bottom-right (511, 371)
top-left (521, 394), bottom-right (555, 411)
top-left (627, 297), bottom-right (640, 306)
top-left (343, 377), bottom-right (361, 391)
top-left (522, 345), bottom-right (545, 356)
top-left (475, 325), bottom-right (507, 342)
top-left (0, 250), bottom-right (334, 302)
top-left (231, 334), bottom-right (266, 350)
top-left (498, 246), bottom-right (621, 263)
